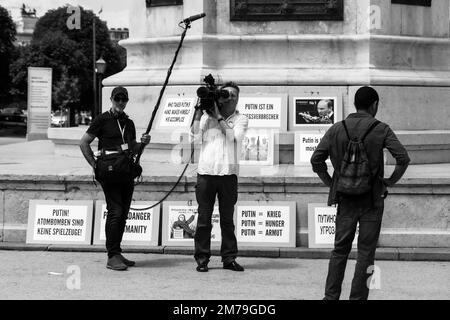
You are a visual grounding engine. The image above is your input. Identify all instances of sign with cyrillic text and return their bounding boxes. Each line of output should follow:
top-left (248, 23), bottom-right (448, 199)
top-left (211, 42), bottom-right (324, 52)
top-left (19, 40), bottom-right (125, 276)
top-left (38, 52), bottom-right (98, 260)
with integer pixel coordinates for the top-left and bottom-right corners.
top-left (308, 204), bottom-right (358, 248)
top-left (235, 201), bottom-right (296, 247)
top-left (93, 201), bottom-right (160, 246)
top-left (26, 200), bottom-right (93, 245)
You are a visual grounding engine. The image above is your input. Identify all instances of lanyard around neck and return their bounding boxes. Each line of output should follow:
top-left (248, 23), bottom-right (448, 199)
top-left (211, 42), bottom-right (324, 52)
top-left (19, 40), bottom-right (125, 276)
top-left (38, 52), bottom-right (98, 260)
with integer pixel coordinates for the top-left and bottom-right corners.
top-left (117, 119), bottom-right (126, 144)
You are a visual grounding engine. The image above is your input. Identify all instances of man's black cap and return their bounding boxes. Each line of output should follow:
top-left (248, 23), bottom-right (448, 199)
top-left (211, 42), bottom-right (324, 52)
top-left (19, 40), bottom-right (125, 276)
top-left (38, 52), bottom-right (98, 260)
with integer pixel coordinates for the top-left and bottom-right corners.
top-left (111, 86), bottom-right (128, 99)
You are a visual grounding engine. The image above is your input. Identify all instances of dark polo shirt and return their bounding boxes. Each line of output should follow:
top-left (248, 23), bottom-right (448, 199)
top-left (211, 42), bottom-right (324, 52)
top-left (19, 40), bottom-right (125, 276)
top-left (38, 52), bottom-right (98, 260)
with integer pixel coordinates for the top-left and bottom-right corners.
top-left (311, 113), bottom-right (410, 207)
top-left (87, 110), bottom-right (136, 151)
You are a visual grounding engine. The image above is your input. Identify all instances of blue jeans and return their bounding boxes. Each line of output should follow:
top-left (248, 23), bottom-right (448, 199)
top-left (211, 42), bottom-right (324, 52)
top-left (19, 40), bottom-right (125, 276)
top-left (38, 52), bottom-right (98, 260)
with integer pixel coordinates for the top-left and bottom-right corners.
top-left (324, 196), bottom-right (383, 300)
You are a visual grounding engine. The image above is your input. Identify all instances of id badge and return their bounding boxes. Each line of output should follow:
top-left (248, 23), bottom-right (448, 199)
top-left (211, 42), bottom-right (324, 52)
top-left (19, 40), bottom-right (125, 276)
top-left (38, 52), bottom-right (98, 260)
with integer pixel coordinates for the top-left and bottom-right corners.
top-left (121, 143), bottom-right (129, 151)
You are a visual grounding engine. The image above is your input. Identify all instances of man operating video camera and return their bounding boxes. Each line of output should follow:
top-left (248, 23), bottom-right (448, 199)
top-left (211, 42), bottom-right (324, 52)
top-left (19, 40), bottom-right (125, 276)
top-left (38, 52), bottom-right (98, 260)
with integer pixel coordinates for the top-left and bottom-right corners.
top-left (190, 78), bottom-right (249, 273)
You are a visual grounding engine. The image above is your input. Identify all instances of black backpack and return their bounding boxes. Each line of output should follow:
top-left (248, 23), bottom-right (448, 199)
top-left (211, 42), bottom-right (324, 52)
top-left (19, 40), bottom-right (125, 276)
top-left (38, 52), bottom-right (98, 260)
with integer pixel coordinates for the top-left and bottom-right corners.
top-left (336, 120), bottom-right (380, 195)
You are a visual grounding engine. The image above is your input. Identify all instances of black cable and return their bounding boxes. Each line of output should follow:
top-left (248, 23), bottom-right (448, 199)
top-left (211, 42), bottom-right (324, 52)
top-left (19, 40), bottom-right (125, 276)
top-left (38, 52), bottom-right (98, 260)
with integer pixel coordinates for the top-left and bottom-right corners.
top-left (129, 149), bottom-right (194, 212)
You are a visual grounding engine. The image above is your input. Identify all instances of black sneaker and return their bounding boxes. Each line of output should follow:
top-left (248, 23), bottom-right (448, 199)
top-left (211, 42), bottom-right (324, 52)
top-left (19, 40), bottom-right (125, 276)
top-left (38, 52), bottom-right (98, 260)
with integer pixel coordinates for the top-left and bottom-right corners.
top-left (196, 263), bottom-right (209, 272)
top-left (223, 261), bottom-right (244, 272)
top-left (119, 254), bottom-right (136, 267)
top-left (106, 255), bottom-right (128, 271)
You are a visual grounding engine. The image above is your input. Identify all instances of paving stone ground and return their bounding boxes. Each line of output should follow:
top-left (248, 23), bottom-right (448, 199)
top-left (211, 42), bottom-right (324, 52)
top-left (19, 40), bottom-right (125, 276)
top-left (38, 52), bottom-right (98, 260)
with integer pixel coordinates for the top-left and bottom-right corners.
top-left (0, 251), bottom-right (448, 300)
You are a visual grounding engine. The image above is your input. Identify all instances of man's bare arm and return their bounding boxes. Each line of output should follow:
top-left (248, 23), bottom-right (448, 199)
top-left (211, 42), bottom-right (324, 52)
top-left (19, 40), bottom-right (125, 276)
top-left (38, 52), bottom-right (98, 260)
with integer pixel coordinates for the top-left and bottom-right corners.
top-left (79, 133), bottom-right (96, 168)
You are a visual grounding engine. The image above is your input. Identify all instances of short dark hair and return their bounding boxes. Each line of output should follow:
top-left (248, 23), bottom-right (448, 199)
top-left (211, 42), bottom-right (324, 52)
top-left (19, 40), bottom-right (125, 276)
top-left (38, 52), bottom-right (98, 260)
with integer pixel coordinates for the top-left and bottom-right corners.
top-left (221, 81), bottom-right (240, 94)
top-left (354, 86), bottom-right (379, 110)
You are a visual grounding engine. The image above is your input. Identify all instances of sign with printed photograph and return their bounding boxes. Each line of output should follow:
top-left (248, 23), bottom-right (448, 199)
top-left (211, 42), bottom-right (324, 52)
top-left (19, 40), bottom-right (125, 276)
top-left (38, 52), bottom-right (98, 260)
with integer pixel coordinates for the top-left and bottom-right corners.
top-left (162, 201), bottom-right (221, 246)
top-left (235, 201), bottom-right (296, 247)
top-left (294, 97), bottom-right (337, 127)
top-left (93, 201), bottom-right (160, 246)
top-left (237, 96), bottom-right (286, 130)
top-left (240, 128), bottom-right (276, 165)
top-left (308, 204), bottom-right (358, 248)
top-left (26, 200), bottom-right (93, 245)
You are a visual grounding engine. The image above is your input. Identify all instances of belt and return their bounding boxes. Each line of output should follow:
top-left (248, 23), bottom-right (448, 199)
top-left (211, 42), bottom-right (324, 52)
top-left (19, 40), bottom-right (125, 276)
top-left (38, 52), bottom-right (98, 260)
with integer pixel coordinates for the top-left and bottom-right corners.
top-left (95, 149), bottom-right (120, 157)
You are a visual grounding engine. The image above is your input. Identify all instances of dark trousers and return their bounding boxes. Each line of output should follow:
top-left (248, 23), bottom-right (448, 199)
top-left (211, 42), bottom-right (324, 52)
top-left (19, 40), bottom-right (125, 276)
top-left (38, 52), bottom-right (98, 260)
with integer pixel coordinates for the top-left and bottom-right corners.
top-left (100, 180), bottom-right (134, 258)
top-left (324, 196), bottom-right (383, 300)
top-left (194, 174), bottom-right (238, 266)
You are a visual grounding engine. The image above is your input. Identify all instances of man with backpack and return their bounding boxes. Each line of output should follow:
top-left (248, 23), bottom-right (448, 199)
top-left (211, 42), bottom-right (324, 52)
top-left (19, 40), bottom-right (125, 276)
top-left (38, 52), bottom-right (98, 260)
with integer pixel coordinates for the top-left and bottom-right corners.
top-left (311, 86), bottom-right (410, 300)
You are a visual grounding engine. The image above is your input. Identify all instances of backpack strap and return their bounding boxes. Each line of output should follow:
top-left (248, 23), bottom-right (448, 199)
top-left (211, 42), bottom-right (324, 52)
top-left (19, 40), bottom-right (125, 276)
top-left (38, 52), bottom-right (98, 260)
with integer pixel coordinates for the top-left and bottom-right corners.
top-left (342, 120), bottom-right (351, 140)
top-left (361, 120), bottom-right (381, 142)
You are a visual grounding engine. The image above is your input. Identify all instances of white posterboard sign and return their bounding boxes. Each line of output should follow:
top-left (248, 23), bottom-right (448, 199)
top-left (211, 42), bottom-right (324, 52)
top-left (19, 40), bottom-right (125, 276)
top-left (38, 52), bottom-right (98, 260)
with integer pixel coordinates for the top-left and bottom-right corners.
top-left (294, 131), bottom-right (332, 165)
top-left (237, 96), bottom-right (285, 129)
top-left (93, 201), bottom-right (160, 246)
top-left (235, 201), bottom-right (296, 247)
top-left (26, 200), bottom-right (93, 245)
top-left (162, 201), bottom-right (221, 246)
top-left (240, 128), bottom-right (276, 166)
top-left (308, 204), bottom-right (358, 248)
top-left (27, 67), bottom-right (52, 140)
top-left (156, 96), bottom-right (197, 129)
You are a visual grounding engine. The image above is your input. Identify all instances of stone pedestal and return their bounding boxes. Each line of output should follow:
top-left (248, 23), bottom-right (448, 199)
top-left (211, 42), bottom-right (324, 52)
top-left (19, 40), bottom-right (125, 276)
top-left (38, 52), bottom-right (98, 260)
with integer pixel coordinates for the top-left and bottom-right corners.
top-left (97, 0), bottom-right (450, 164)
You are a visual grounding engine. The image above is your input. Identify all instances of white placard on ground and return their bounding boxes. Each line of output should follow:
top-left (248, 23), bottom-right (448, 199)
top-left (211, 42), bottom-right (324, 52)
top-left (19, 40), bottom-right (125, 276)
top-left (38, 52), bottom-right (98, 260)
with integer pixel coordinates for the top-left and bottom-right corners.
top-left (93, 201), bottom-right (160, 246)
top-left (235, 201), bottom-right (296, 247)
top-left (308, 203), bottom-right (358, 248)
top-left (162, 201), bottom-right (221, 247)
top-left (26, 200), bottom-right (93, 245)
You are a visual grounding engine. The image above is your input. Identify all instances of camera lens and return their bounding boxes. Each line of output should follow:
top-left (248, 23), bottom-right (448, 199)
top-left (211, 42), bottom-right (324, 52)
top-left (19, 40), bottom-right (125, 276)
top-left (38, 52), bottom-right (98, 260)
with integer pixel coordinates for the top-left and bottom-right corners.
top-left (197, 86), bottom-right (210, 98)
top-left (220, 89), bottom-right (230, 99)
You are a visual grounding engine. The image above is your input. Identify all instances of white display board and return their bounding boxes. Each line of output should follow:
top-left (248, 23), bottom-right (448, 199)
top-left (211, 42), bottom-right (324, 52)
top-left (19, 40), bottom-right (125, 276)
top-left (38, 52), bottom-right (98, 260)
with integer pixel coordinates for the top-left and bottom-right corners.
top-left (308, 203), bottom-right (358, 248)
top-left (26, 200), bottom-right (93, 245)
top-left (235, 201), bottom-right (296, 247)
top-left (162, 201), bottom-right (221, 246)
top-left (237, 96), bottom-right (286, 130)
top-left (294, 131), bottom-right (331, 165)
top-left (155, 96), bottom-right (197, 129)
top-left (240, 128), bottom-right (276, 166)
top-left (27, 67), bottom-right (52, 140)
top-left (93, 201), bottom-right (160, 246)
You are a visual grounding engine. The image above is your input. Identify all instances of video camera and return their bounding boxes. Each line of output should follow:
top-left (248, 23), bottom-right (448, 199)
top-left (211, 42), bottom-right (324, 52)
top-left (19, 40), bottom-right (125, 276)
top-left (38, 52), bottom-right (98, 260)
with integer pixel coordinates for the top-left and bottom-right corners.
top-left (196, 74), bottom-right (229, 112)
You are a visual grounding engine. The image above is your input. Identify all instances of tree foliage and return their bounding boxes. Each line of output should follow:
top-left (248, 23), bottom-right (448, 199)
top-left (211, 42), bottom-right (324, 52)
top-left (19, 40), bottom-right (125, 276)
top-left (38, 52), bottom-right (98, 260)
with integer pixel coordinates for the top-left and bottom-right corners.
top-left (0, 5), bottom-right (17, 103)
top-left (10, 6), bottom-right (126, 111)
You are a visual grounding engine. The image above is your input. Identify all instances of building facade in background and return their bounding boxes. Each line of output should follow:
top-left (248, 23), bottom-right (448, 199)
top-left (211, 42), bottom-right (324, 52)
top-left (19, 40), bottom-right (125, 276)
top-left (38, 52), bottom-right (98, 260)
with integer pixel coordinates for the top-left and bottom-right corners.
top-left (109, 28), bottom-right (129, 42)
top-left (13, 4), bottom-right (38, 46)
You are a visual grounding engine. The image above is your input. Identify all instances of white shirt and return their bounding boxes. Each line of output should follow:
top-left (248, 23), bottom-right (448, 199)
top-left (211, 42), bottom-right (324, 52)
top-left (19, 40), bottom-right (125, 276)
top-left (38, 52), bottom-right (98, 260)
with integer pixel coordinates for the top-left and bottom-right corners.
top-left (191, 111), bottom-right (249, 176)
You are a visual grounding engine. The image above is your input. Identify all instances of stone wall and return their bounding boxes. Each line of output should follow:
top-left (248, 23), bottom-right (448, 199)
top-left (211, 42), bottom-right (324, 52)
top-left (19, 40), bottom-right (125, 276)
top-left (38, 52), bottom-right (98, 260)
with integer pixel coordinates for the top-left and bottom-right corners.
top-left (1, 173), bottom-right (449, 247)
